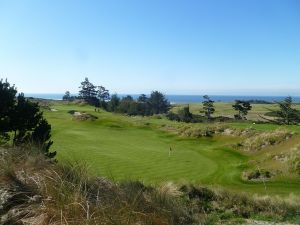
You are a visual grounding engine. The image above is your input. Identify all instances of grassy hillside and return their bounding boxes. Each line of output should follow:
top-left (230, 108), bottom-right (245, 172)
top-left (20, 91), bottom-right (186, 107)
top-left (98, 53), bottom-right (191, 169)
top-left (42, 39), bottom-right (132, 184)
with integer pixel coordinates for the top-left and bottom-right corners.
top-left (43, 102), bottom-right (300, 196)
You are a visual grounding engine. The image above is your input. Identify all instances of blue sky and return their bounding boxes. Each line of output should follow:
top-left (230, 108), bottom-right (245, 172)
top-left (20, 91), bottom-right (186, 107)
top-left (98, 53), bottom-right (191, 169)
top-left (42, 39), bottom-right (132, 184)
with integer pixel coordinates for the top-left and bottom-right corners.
top-left (0, 0), bottom-right (300, 95)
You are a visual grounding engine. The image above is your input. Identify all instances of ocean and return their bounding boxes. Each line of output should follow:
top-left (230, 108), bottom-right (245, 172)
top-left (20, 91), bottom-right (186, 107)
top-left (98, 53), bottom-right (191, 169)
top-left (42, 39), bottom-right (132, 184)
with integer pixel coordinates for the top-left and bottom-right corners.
top-left (25, 93), bottom-right (300, 104)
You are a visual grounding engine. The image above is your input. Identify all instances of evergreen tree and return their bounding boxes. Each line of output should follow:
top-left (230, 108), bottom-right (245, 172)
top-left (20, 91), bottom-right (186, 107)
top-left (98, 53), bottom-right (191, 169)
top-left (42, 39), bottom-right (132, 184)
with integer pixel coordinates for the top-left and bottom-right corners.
top-left (108, 94), bottom-right (120, 112)
top-left (63, 91), bottom-right (71, 101)
top-left (0, 79), bottom-right (55, 158)
top-left (123, 95), bottom-right (134, 101)
top-left (0, 79), bottom-right (17, 117)
top-left (79, 77), bottom-right (97, 104)
top-left (202, 95), bottom-right (215, 121)
top-left (178, 105), bottom-right (193, 122)
top-left (232, 100), bottom-right (252, 120)
top-left (0, 79), bottom-right (17, 140)
top-left (97, 86), bottom-right (110, 109)
top-left (137, 94), bottom-right (151, 116)
top-left (31, 119), bottom-right (55, 158)
top-left (10, 93), bottom-right (42, 144)
top-left (118, 95), bottom-right (134, 113)
top-left (138, 94), bottom-right (148, 103)
top-left (265, 97), bottom-right (300, 125)
top-left (148, 91), bottom-right (170, 114)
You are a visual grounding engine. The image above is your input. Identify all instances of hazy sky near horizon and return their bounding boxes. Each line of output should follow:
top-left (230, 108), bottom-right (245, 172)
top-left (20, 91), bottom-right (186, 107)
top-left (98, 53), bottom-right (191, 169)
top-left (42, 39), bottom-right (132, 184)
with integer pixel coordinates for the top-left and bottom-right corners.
top-left (0, 0), bottom-right (300, 95)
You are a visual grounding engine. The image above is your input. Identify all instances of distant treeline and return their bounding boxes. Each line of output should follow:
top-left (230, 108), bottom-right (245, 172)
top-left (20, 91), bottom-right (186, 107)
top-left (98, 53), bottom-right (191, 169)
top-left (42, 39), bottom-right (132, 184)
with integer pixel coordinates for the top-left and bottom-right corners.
top-left (63, 78), bottom-right (300, 125)
top-left (63, 78), bottom-right (170, 116)
top-left (246, 100), bottom-right (272, 104)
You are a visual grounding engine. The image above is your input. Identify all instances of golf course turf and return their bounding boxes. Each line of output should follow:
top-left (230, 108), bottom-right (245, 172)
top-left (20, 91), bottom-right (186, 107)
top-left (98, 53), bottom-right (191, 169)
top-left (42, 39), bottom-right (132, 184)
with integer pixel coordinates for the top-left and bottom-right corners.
top-left (44, 102), bottom-right (300, 196)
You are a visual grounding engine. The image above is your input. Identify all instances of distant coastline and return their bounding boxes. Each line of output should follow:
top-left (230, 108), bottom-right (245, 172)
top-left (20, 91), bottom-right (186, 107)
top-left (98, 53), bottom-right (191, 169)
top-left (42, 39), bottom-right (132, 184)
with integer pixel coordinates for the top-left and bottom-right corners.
top-left (24, 93), bottom-right (300, 103)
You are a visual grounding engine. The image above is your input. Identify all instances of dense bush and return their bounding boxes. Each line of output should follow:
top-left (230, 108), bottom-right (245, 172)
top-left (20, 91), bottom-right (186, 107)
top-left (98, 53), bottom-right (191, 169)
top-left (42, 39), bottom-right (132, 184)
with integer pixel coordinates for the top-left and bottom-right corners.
top-left (167, 105), bottom-right (195, 122)
top-left (244, 169), bottom-right (272, 180)
top-left (0, 79), bottom-right (55, 158)
top-left (109, 91), bottom-right (171, 116)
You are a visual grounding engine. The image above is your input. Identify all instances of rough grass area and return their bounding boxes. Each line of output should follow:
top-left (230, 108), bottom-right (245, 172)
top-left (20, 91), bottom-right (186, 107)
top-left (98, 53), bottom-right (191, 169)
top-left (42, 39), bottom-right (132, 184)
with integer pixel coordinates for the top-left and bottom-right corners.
top-left (237, 129), bottom-right (294, 152)
top-left (1, 148), bottom-right (300, 225)
top-left (41, 102), bottom-right (300, 196)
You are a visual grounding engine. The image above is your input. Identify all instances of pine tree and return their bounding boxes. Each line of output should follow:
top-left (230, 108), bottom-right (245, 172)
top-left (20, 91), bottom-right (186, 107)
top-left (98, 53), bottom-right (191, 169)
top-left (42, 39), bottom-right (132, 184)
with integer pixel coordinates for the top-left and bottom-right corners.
top-left (148, 91), bottom-right (170, 114)
top-left (79, 77), bottom-right (97, 104)
top-left (202, 95), bottom-right (215, 121)
top-left (0, 79), bottom-right (55, 158)
top-left (178, 105), bottom-right (193, 122)
top-left (264, 97), bottom-right (300, 125)
top-left (97, 86), bottom-right (110, 108)
top-left (31, 119), bottom-right (55, 158)
top-left (63, 91), bottom-right (71, 101)
top-left (108, 94), bottom-right (120, 112)
top-left (232, 100), bottom-right (252, 120)
top-left (0, 79), bottom-right (17, 137)
top-left (10, 93), bottom-right (42, 144)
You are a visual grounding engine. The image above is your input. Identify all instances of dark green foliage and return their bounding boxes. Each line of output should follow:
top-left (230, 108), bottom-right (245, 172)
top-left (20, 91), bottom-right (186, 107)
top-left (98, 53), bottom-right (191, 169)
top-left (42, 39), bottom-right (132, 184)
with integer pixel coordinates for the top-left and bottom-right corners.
top-left (148, 91), bottom-right (171, 114)
top-left (202, 95), bottom-right (215, 120)
top-left (232, 100), bottom-right (252, 120)
top-left (127, 101), bottom-right (139, 116)
top-left (246, 169), bottom-right (272, 180)
top-left (0, 132), bottom-right (10, 145)
top-left (0, 79), bottom-right (55, 158)
top-left (177, 105), bottom-right (193, 122)
top-left (166, 111), bottom-right (180, 121)
top-left (247, 100), bottom-right (272, 104)
top-left (78, 78), bottom-right (110, 109)
top-left (269, 97), bottom-right (300, 125)
top-left (166, 108), bottom-right (213, 123)
top-left (78, 77), bottom-right (98, 105)
top-left (108, 94), bottom-right (120, 112)
top-left (0, 79), bottom-right (17, 135)
top-left (77, 80), bottom-right (170, 116)
top-left (117, 96), bottom-right (148, 116)
top-left (97, 85), bottom-right (110, 109)
top-left (63, 91), bottom-right (71, 101)
top-left (109, 92), bottom-right (170, 116)
top-left (117, 95), bottom-right (135, 114)
top-left (137, 94), bottom-right (151, 116)
top-left (137, 94), bottom-right (148, 102)
top-left (62, 91), bottom-right (76, 101)
top-left (67, 110), bottom-right (76, 115)
top-left (31, 119), bottom-right (56, 158)
top-left (10, 93), bottom-right (43, 144)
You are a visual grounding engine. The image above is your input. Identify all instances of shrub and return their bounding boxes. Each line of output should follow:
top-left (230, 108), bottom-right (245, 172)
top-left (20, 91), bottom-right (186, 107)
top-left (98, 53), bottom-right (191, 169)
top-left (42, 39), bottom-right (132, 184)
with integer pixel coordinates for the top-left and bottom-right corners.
top-left (245, 169), bottom-right (272, 180)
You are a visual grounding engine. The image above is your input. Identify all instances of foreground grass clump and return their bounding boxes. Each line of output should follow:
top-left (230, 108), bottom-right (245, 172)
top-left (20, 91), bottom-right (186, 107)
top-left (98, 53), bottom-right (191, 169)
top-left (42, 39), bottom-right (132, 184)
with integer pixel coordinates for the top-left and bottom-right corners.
top-left (1, 147), bottom-right (300, 225)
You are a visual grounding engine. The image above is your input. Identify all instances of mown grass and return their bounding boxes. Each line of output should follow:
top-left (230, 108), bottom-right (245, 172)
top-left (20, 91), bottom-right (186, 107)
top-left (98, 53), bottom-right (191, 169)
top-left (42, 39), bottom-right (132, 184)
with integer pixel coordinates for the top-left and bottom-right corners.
top-left (43, 102), bottom-right (300, 196)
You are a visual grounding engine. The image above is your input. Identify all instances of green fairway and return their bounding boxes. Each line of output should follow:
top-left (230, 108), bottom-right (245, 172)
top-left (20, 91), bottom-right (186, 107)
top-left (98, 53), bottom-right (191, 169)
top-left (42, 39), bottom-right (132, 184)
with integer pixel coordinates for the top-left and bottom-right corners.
top-left (44, 102), bottom-right (300, 196)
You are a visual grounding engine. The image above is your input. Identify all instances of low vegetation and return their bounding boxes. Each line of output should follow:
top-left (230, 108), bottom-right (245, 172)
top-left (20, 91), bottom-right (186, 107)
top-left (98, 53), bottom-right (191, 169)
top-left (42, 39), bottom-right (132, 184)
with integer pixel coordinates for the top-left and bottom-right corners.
top-left (237, 129), bottom-right (294, 152)
top-left (1, 147), bottom-right (300, 225)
